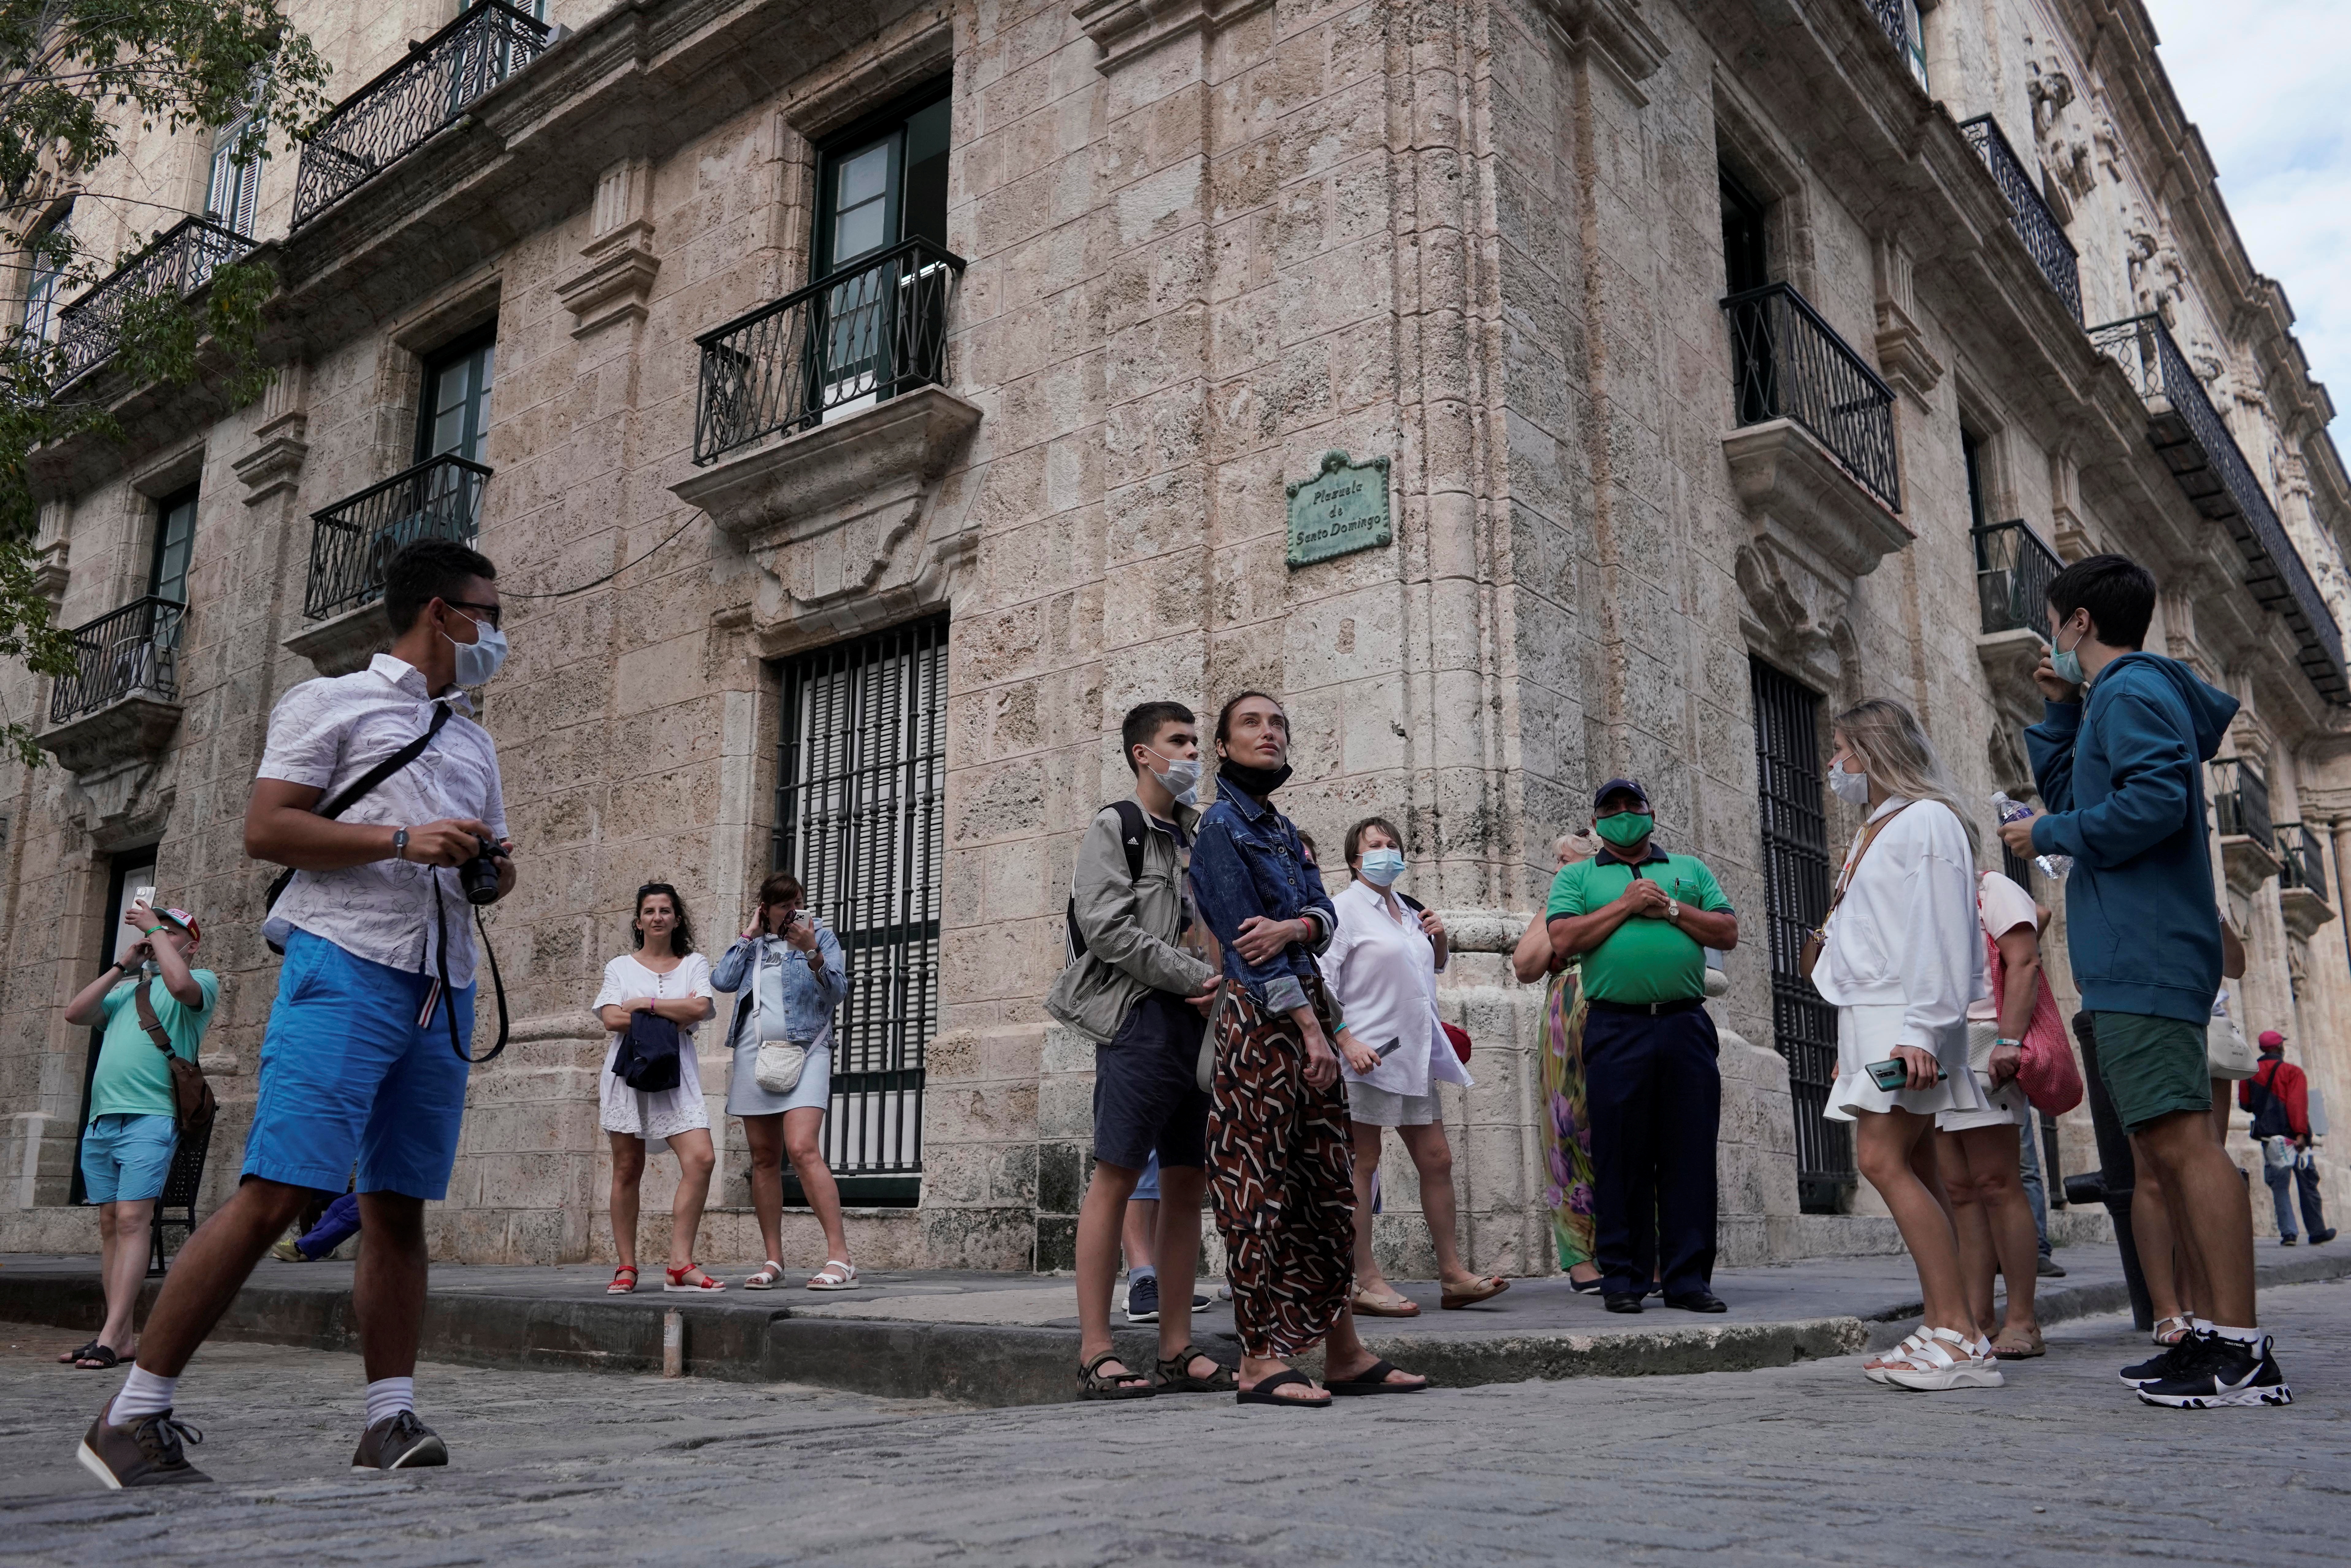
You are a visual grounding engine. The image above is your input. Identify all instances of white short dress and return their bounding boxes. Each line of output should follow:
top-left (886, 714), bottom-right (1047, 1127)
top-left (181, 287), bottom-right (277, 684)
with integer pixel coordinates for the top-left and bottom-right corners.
top-left (594, 951), bottom-right (715, 1141)
top-left (1940, 871), bottom-right (2036, 1132)
top-left (1813, 797), bottom-right (1989, 1124)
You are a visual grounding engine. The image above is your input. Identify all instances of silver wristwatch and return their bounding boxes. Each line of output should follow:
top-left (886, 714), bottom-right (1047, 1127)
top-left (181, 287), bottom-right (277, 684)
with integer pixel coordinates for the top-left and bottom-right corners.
top-left (392, 827), bottom-right (410, 861)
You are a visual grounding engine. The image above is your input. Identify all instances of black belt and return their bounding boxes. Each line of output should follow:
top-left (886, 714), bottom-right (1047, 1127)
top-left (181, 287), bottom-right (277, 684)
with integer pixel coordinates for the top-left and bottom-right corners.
top-left (1585, 996), bottom-right (1706, 1017)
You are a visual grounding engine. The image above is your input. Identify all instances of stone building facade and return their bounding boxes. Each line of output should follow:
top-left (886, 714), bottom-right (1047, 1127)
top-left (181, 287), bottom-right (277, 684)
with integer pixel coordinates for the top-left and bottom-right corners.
top-left (4, 0), bottom-right (2348, 1270)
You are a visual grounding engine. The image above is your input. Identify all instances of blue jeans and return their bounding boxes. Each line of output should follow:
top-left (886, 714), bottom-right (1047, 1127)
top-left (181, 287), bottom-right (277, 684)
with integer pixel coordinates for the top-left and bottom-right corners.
top-left (2017, 1119), bottom-right (2052, 1257)
top-left (296, 1191), bottom-right (362, 1259)
top-left (2264, 1157), bottom-right (2326, 1239)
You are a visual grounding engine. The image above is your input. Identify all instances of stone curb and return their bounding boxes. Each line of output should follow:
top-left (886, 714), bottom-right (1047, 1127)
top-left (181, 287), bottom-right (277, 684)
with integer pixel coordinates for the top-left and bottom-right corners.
top-left (6, 1252), bottom-right (2346, 1407)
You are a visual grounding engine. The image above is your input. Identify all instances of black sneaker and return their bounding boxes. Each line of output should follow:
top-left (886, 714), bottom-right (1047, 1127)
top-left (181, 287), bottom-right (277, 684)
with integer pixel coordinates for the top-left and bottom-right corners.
top-left (2135, 1332), bottom-right (2292, 1408)
top-left (2314, 1229), bottom-right (2337, 1245)
top-left (2118, 1336), bottom-right (2198, 1387)
top-left (78, 1403), bottom-right (211, 1489)
top-left (2035, 1254), bottom-right (2066, 1279)
top-left (353, 1410), bottom-right (448, 1470)
top-left (1125, 1275), bottom-right (1160, 1323)
top-left (2280, 1234), bottom-right (2299, 1246)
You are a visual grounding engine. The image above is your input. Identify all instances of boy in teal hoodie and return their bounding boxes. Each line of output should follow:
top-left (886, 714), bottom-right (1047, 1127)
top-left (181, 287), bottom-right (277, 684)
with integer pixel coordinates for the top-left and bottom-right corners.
top-left (2001, 553), bottom-right (2286, 1409)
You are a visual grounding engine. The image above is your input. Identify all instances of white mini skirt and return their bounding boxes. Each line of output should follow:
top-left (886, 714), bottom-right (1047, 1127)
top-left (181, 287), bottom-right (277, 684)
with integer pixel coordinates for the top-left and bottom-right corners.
top-left (1823, 1002), bottom-right (1985, 1123)
top-left (1936, 1020), bottom-right (2032, 1131)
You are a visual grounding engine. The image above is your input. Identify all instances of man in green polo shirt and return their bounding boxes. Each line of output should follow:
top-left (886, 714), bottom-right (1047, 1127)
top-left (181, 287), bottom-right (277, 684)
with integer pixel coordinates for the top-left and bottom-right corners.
top-left (1547, 779), bottom-right (1738, 1315)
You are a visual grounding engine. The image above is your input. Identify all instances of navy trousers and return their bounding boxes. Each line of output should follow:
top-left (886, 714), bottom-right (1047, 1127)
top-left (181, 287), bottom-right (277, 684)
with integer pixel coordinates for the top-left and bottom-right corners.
top-left (1582, 1003), bottom-right (1721, 1300)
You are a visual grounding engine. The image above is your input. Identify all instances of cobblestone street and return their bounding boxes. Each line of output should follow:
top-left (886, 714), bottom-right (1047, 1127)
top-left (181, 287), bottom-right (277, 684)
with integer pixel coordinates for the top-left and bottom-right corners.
top-left (2, 1279), bottom-right (2343, 1566)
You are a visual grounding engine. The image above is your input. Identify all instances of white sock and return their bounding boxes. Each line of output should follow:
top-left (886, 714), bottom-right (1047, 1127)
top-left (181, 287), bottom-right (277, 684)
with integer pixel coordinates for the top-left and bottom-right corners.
top-left (109, 1366), bottom-right (178, 1424)
top-left (2207, 1324), bottom-right (2265, 1346)
top-left (364, 1376), bottom-right (415, 1428)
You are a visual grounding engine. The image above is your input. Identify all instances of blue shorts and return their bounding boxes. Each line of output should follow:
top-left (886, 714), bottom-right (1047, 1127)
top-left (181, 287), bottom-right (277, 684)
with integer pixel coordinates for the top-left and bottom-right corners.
top-left (81, 1114), bottom-right (178, 1203)
top-left (243, 931), bottom-right (474, 1200)
top-left (1134, 1151), bottom-right (1162, 1202)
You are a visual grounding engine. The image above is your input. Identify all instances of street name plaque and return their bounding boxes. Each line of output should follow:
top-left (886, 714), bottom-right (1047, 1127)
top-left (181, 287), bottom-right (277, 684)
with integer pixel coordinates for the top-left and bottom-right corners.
top-left (1285, 449), bottom-right (1391, 568)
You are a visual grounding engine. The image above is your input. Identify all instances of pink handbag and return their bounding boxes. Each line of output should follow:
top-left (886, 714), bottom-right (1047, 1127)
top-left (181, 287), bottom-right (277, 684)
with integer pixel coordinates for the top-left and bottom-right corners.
top-left (1987, 933), bottom-right (2083, 1115)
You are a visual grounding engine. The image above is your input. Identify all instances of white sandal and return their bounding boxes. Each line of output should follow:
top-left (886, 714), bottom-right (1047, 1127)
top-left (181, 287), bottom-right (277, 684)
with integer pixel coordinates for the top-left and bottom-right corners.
top-left (1864, 1330), bottom-right (1929, 1385)
top-left (806, 1260), bottom-right (858, 1291)
top-left (2151, 1314), bottom-right (2193, 1346)
top-left (1881, 1326), bottom-right (2005, 1392)
top-left (744, 1260), bottom-right (785, 1290)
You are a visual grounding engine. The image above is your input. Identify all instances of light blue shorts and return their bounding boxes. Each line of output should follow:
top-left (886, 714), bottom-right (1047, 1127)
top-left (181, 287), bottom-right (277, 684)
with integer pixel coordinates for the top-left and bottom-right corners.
top-left (1133, 1150), bottom-right (1161, 1203)
top-left (81, 1114), bottom-right (178, 1203)
top-left (243, 931), bottom-right (473, 1200)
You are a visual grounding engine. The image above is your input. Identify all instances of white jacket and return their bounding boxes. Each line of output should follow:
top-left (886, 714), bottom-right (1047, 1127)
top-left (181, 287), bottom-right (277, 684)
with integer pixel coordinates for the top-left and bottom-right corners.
top-left (1812, 796), bottom-right (1985, 1053)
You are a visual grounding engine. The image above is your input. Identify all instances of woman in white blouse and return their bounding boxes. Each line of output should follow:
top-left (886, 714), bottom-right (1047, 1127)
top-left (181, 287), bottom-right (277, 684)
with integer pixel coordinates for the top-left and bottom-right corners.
top-left (1810, 701), bottom-right (2000, 1391)
top-left (1320, 817), bottom-right (1504, 1316)
top-left (593, 883), bottom-right (721, 1294)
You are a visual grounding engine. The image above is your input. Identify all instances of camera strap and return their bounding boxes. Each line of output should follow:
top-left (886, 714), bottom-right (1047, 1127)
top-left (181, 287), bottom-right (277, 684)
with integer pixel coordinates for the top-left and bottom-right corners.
top-left (428, 875), bottom-right (511, 1064)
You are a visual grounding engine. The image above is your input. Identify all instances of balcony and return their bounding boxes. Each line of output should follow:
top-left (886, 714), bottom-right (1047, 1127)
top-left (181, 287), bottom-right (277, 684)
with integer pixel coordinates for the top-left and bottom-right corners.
top-left (2090, 314), bottom-right (2349, 706)
top-left (291, 0), bottom-right (553, 232)
top-left (52, 216), bottom-right (252, 389)
top-left (692, 238), bottom-right (966, 466)
top-left (1971, 518), bottom-right (2062, 717)
top-left (2276, 822), bottom-right (2337, 942)
top-left (38, 597), bottom-right (186, 780)
top-left (1955, 116), bottom-right (2082, 324)
top-left (2213, 755), bottom-right (2282, 897)
top-left (289, 455), bottom-right (489, 675)
top-left (1863, 0), bottom-right (1928, 89)
top-left (1724, 283), bottom-right (1902, 513)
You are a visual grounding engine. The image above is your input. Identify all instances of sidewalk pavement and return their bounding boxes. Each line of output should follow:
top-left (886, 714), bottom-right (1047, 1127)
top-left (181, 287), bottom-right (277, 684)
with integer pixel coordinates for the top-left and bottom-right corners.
top-left (6, 1241), bottom-right (2345, 1406)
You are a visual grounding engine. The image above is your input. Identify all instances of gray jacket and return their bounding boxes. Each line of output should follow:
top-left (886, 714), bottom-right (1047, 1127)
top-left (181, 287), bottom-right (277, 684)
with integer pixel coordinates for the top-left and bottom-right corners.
top-left (1045, 801), bottom-right (1218, 1044)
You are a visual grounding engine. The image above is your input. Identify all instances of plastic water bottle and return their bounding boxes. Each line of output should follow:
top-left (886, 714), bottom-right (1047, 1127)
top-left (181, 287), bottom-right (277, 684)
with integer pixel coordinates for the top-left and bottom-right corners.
top-left (1992, 793), bottom-right (2071, 880)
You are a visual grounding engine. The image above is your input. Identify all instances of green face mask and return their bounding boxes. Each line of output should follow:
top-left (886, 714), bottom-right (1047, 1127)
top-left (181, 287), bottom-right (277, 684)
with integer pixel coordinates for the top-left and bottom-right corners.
top-left (1595, 811), bottom-right (1653, 849)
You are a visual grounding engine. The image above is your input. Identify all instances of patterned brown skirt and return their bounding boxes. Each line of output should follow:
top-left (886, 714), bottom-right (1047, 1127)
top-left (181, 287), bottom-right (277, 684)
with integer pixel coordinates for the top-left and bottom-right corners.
top-left (1208, 978), bottom-right (1356, 1359)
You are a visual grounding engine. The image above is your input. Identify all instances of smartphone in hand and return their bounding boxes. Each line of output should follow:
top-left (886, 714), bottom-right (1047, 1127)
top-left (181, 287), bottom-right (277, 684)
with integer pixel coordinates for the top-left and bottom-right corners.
top-left (1865, 1057), bottom-right (1946, 1091)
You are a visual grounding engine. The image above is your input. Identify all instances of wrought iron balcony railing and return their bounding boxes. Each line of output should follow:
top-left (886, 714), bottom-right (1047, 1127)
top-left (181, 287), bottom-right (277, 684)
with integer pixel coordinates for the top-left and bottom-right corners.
top-left (2212, 757), bottom-right (2273, 851)
top-left (1973, 518), bottom-right (2062, 637)
top-left (1722, 281), bottom-right (1902, 512)
top-left (304, 454), bottom-right (491, 621)
top-left (291, 0), bottom-right (552, 231)
top-left (1864, 0), bottom-right (1928, 88)
top-left (1956, 116), bottom-right (2082, 323)
top-left (693, 237), bottom-right (966, 466)
top-left (2090, 313), bottom-right (2349, 705)
top-left (48, 597), bottom-right (185, 724)
top-left (52, 216), bottom-right (253, 388)
top-left (2277, 822), bottom-right (2328, 899)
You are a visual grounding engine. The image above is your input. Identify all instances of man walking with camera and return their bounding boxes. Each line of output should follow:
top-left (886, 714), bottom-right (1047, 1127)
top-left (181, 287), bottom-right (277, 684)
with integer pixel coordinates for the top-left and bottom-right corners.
top-left (79, 539), bottom-right (517, 1488)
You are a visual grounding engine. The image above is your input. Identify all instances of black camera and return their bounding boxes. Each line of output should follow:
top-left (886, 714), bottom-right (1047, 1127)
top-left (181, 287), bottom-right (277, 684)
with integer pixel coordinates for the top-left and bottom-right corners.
top-left (457, 835), bottom-right (506, 906)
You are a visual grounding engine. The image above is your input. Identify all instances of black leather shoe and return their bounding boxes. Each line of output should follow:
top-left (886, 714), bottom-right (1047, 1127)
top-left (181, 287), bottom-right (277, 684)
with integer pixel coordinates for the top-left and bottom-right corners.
top-left (1602, 1294), bottom-right (1643, 1314)
top-left (2314, 1229), bottom-right (2338, 1246)
top-left (1663, 1290), bottom-right (1728, 1314)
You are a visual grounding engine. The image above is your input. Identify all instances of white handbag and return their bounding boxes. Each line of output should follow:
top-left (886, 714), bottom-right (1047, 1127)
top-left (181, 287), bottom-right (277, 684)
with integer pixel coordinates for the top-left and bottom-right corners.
top-left (754, 1038), bottom-right (809, 1094)
top-left (2207, 994), bottom-right (2258, 1081)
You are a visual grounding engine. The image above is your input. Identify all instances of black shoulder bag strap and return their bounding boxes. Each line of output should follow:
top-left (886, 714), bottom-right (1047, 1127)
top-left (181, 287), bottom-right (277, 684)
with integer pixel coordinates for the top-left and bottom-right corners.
top-left (1065, 799), bottom-right (1152, 960)
top-left (263, 702), bottom-right (457, 948)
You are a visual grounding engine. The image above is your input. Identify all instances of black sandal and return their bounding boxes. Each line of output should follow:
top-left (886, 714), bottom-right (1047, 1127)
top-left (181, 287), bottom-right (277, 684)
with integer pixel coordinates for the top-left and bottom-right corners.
top-left (1078, 1350), bottom-right (1155, 1401)
top-left (1236, 1367), bottom-right (1330, 1407)
top-left (1152, 1344), bottom-right (1238, 1394)
top-left (57, 1339), bottom-right (100, 1366)
top-left (1325, 1358), bottom-right (1428, 1395)
top-left (73, 1344), bottom-right (122, 1371)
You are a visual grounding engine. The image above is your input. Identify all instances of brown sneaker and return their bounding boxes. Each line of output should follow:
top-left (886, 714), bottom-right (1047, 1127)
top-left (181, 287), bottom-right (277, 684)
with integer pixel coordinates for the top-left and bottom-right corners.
top-left (352, 1409), bottom-right (447, 1470)
top-left (78, 1403), bottom-right (211, 1488)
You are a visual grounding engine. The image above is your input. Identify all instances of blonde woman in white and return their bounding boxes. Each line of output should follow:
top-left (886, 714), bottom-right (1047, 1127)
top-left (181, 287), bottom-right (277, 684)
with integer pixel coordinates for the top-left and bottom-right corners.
top-left (1811, 699), bottom-right (2000, 1391)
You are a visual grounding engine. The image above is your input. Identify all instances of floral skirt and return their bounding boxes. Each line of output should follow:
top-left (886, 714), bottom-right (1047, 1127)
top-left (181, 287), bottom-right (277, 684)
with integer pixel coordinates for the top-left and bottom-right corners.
top-left (1540, 965), bottom-right (1596, 1270)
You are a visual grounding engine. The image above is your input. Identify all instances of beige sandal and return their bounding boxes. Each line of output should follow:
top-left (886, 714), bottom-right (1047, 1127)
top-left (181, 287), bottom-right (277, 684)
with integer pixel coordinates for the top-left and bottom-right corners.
top-left (1990, 1325), bottom-right (2045, 1359)
top-left (1351, 1286), bottom-right (1420, 1318)
top-left (1440, 1274), bottom-right (1510, 1309)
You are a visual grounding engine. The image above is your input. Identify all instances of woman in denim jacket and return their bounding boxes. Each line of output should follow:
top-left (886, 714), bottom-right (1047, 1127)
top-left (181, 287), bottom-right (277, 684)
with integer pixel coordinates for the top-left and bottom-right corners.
top-left (711, 871), bottom-right (851, 1291)
top-left (1190, 690), bottom-right (1426, 1406)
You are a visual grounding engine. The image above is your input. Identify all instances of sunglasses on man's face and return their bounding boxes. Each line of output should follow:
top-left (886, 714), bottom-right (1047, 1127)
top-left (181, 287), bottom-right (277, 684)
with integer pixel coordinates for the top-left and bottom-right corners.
top-left (444, 598), bottom-right (503, 630)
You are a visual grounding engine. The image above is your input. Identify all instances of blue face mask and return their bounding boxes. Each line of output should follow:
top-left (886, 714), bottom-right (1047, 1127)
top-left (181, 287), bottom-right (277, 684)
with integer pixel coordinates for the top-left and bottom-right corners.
top-left (2050, 618), bottom-right (2085, 687)
top-left (445, 617), bottom-right (509, 687)
top-left (1357, 847), bottom-right (1406, 887)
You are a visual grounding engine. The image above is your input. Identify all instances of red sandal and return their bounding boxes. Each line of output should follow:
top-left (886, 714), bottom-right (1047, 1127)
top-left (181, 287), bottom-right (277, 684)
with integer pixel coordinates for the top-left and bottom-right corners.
top-left (607, 1264), bottom-right (639, 1295)
top-left (664, 1261), bottom-right (725, 1293)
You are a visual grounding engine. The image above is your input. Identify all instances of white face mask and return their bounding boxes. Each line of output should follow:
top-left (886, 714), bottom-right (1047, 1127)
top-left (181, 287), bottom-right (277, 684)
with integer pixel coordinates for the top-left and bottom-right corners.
top-left (1144, 748), bottom-right (1202, 805)
top-left (1827, 757), bottom-right (1870, 805)
top-left (445, 615), bottom-right (509, 687)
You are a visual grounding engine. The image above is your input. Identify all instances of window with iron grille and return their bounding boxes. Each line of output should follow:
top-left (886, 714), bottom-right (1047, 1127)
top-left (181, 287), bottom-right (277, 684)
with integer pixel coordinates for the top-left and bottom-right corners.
top-left (772, 617), bottom-right (946, 1207)
top-left (1749, 658), bottom-right (1854, 1211)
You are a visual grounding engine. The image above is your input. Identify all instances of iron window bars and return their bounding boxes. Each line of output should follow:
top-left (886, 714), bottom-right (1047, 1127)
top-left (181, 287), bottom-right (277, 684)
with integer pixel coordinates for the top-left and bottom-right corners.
top-left (772, 617), bottom-right (947, 1207)
top-left (1972, 519), bottom-right (2063, 638)
top-left (303, 454), bottom-right (492, 622)
top-left (1723, 281), bottom-right (1903, 513)
top-left (1750, 657), bottom-right (1854, 1212)
top-left (1864, 0), bottom-right (1928, 88)
top-left (52, 216), bottom-right (253, 389)
top-left (2211, 757), bottom-right (2273, 851)
top-left (49, 596), bottom-right (185, 724)
top-left (2089, 313), bottom-right (2349, 705)
top-left (290, 0), bottom-right (552, 231)
top-left (1955, 115), bottom-right (2082, 323)
top-left (693, 237), bottom-right (965, 466)
top-left (2276, 823), bottom-right (2328, 899)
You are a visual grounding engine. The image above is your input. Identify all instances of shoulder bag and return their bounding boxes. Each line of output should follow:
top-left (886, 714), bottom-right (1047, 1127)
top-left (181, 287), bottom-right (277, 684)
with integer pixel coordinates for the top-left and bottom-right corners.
top-left (262, 701), bottom-right (454, 954)
top-left (133, 973), bottom-right (216, 1137)
top-left (1984, 931), bottom-right (2084, 1115)
top-left (614, 1009), bottom-right (682, 1093)
top-left (1799, 804), bottom-right (1911, 981)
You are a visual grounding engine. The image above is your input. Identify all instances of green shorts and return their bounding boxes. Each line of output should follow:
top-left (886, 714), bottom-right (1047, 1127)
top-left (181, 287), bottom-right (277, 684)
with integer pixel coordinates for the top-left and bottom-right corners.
top-left (2089, 1012), bottom-right (2211, 1133)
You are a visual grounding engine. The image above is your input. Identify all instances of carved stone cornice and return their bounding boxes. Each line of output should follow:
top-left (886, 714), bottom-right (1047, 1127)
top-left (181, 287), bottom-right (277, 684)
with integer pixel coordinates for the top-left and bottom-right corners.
top-left (1725, 418), bottom-right (1913, 678)
top-left (285, 601), bottom-right (394, 677)
top-left (669, 387), bottom-right (982, 643)
top-left (232, 410), bottom-right (310, 506)
top-left (2280, 885), bottom-right (2336, 944)
top-left (1535, 0), bottom-right (1668, 96)
top-left (1074, 0), bottom-right (1274, 71)
top-left (2220, 835), bottom-right (2281, 899)
top-left (37, 694), bottom-right (182, 779)
top-left (555, 219), bottom-right (660, 338)
top-left (1975, 626), bottom-right (2048, 726)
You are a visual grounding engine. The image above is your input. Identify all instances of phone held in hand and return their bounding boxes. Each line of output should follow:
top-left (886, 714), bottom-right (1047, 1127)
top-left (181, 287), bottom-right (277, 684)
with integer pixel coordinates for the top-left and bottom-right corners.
top-left (1374, 1038), bottom-right (1406, 1059)
top-left (1865, 1056), bottom-right (1946, 1092)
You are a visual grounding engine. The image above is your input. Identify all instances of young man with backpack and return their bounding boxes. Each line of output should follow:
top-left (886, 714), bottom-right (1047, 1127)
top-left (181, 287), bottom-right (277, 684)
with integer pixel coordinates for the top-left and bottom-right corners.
top-left (1046, 700), bottom-right (1229, 1399)
top-left (2003, 553), bottom-right (2286, 1408)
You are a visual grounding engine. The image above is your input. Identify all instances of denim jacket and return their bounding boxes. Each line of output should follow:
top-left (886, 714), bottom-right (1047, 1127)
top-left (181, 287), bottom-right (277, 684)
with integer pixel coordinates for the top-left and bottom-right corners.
top-left (712, 924), bottom-right (846, 1047)
top-left (1189, 784), bottom-right (1336, 1014)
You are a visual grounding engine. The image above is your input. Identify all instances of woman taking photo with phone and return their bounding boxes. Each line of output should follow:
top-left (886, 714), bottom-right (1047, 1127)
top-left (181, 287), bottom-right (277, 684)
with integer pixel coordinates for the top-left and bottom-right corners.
top-left (593, 884), bottom-right (721, 1294)
top-left (1811, 699), bottom-right (2001, 1391)
top-left (712, 871), bottom-right (851, 1291)
top-left (1190, 690), bottom-right (1426, 1405)
top-left (1321, 816), bottom-right (1502, 1315)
